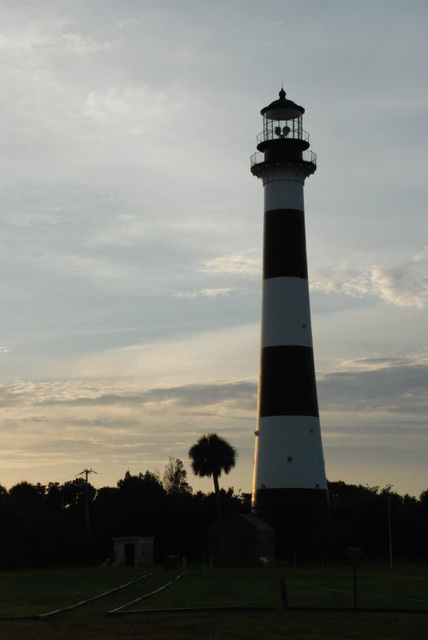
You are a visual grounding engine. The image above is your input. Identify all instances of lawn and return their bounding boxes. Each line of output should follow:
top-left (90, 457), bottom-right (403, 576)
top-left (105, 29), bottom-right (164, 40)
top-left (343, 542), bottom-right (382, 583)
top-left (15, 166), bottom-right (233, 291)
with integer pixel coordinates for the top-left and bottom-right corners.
top-left (0, 563), bottom-right (427, 639)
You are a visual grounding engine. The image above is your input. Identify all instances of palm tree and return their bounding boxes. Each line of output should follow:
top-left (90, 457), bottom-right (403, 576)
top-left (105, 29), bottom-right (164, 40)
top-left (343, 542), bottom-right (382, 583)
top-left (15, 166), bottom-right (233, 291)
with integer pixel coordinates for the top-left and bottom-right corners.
top-left (189, 433), bottom-right (237, 522)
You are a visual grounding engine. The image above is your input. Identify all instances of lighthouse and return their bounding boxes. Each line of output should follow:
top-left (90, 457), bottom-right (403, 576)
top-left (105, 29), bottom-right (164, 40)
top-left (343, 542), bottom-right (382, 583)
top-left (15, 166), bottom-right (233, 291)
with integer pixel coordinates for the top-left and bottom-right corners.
top-left (250, 89), bottom-right (328, 543)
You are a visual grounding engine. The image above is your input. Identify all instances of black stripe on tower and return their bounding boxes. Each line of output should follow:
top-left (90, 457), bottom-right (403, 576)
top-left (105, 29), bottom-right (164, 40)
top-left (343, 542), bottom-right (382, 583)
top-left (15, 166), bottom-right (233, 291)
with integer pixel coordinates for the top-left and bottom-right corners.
top-left (254, 487), bottom-right (329, 511)
top-left (263, 209), bottom-right (308, 279)
top-left (259, 345), bottom-right (319, 417)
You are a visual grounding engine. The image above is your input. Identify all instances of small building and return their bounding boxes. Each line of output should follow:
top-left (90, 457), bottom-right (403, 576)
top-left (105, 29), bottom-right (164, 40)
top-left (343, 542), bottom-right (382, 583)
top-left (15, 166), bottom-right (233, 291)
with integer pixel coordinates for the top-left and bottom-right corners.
top-left (113, 536), bottom-right (154, 566)
top-left (209, 514), bottom-right (275, 565)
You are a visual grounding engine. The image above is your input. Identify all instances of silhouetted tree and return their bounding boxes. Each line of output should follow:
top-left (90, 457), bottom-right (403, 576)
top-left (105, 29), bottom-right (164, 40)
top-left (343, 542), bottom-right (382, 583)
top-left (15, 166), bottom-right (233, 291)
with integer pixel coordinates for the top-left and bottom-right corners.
top-left (189, 433), bottom-right (236, 522)
top-left (163, 457), bottom-right (192, 495)
top-left (7, 482), bottom-right (49, 565)
top-left (45, 482), bottom-right (63, 513)
top-left (420, 488), bottom-right (428, 512)
top-left (115, 471), bottom-right (168, 557)
top-left (9, 482), bottom-right (46, 526)
top-left (61, 477), bottom-right (96, 510)
top-left (0, 471), bottom-right (426, 568)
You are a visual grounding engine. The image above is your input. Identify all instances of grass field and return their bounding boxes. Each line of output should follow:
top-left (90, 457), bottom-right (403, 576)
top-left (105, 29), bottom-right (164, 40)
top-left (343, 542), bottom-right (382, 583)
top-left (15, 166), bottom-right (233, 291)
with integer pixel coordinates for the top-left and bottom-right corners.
top-left (0, 563), bottom-right (427, 639)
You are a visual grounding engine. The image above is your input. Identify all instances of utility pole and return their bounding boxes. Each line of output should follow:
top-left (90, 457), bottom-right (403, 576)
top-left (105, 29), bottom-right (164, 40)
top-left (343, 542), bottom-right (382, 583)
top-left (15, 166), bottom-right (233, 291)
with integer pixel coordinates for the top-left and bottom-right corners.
top-left (78, 468), bottom-right (97, 534)
top-left (388, 494), bottom-right (393, 569)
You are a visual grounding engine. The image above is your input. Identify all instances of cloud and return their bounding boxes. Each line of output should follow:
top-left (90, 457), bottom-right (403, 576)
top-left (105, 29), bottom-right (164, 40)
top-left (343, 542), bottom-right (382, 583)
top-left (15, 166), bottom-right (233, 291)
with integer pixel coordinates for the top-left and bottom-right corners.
top-left (0, 376), bottom-right (255, 487)
top-left (58, 33), bottom-right (121, 54)
top-left (3, 350), bottom-right (425, 427)
top-left (62, 416), bottom-right (139, 429)
top-left (83, 85), bottom-right (185, 136)
top-left (323, 423), bottom-right (427, 438)
top-left (310, 249), bottom-right (428, 309)
top-left (0, 27), bottom-right (120, 56)
top-left (85, 214), bottom-right (152, 248)
top-left (370, 264), bottom-right (428, 309)
top-left (0, 379), bottom-right (257, 411)
top-left (175, 288), bottom-right (234, 298)
top-left (0, 354), bottom-right (426, 494)
top-left (203, 251), bottom-right (261, 275)
top-left (318, 352), bottom-right (428, 417)
top-left (0, 345), bottom-right (15, 354)
top-left (36, 251), bottom-right (145, 295)
top-left (333, 353), bottom-right (427, 372)
top-left (202, 249), bottom-right (428, 309)
top-left (116, 17), bottom-right (142, 30)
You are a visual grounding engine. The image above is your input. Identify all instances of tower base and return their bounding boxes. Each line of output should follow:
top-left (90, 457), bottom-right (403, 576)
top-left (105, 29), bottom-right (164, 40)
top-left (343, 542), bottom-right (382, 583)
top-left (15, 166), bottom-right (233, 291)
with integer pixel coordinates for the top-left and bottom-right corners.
top-left (252, 488), bottom-right (329, 561)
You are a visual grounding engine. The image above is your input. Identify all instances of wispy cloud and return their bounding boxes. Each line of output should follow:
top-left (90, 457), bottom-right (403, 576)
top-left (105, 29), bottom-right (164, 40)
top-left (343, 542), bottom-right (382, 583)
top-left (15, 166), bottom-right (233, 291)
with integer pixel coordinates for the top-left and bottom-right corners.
top-left (0, 379), bottom-right (257, 411)
top-left (318, 352), bottom-right (428, 417)
top-left (3, 351), bottom-right (427, 421)
top-left (58, 33), bottom-right (121, 55)
top-left (0, 27), bottom-right (120, 56)
top-left (83, 85), bottom-right (185, 136)
top-left (202, 248), bottom-right (428, 309)
top-left (310, 248), bottom-right (428, 309)
top-left (3, 352), bottom-right (426, 418)
top-left (0, 353), bottom-right (426, 493)
top-left (33, 251), bottom-right (145, 295)
top-left (175, 287), bottom-right (234, 298)
top-left (0, 377), bottom-right (255, 485)
top-left (85, 214), bottom-right (152, 248)
top-left (0, 345), bottom-right (15, 354)
top-left (203, 251), bottom-right (260, 275)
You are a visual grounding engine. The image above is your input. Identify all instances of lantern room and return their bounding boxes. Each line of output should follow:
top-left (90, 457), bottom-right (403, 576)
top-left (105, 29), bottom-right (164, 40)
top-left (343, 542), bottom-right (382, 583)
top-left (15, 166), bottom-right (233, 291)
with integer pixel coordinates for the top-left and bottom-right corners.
top-left (251, 88), bottom-right (316, 172)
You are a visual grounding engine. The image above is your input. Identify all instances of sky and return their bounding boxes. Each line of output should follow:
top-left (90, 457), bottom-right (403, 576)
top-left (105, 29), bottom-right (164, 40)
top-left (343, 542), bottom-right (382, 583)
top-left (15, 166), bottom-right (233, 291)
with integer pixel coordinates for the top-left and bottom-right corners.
top-left (0, 0), bottom-right (427, 498)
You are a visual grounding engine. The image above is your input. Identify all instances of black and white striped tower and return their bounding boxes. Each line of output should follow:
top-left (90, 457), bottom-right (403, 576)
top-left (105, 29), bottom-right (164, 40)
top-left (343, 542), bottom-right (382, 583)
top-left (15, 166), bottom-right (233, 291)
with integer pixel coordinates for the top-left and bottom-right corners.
top-left (250, 89), bottom-right (328, 538)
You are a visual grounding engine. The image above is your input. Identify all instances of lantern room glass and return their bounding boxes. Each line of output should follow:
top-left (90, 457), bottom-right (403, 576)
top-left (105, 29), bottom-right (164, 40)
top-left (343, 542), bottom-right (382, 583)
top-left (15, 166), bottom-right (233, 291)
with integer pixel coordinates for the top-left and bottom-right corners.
top-left (262, 113), bottom-right (304, 143)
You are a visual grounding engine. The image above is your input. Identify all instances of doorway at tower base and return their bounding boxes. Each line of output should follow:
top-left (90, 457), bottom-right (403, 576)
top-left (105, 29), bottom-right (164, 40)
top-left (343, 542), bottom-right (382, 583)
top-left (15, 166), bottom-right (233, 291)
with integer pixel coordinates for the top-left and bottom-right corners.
top-left (252, 487), bottom-right (330, 561)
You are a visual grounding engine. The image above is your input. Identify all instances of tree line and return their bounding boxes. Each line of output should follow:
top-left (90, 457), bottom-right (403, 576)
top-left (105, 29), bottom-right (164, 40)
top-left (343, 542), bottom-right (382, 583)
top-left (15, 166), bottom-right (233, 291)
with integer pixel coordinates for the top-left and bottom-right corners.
top-left (0, 456), bottom-right (426, 567)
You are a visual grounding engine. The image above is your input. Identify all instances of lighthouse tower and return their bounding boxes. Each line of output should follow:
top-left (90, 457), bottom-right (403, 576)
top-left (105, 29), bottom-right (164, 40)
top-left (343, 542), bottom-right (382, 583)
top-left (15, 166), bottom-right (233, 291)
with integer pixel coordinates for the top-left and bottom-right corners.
top-left (250, 89), bottom-right (328, 539)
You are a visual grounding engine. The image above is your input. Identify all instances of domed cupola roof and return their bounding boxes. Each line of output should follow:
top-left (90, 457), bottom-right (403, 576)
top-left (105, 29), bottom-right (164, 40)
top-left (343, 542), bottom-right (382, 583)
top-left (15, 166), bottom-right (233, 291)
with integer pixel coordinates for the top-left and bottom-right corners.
top-left (261, 88), bottom-right (305, 120)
